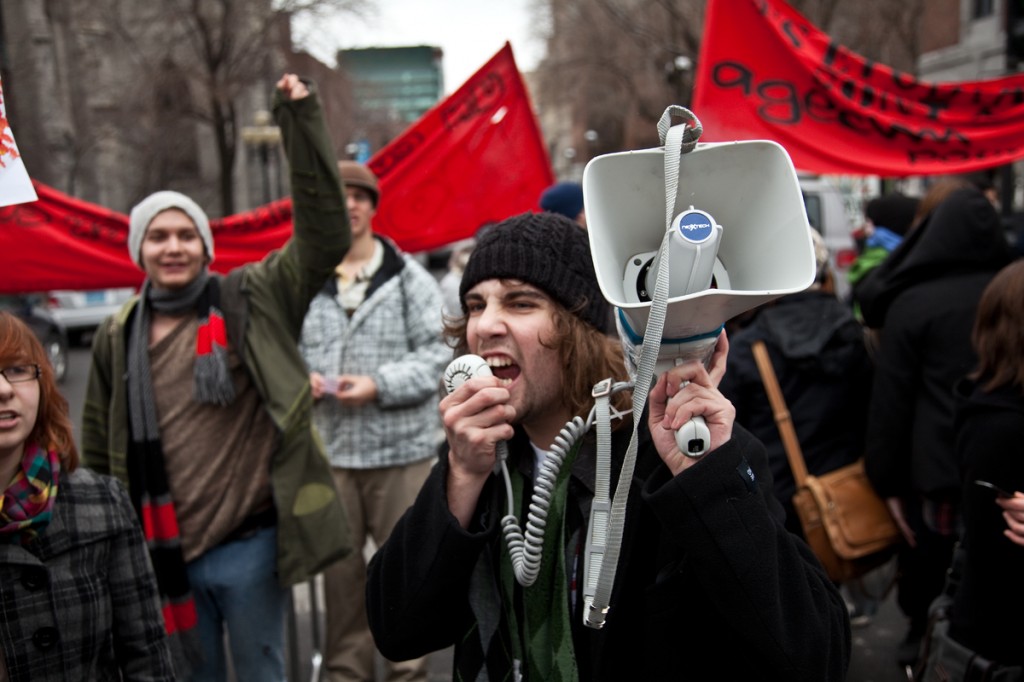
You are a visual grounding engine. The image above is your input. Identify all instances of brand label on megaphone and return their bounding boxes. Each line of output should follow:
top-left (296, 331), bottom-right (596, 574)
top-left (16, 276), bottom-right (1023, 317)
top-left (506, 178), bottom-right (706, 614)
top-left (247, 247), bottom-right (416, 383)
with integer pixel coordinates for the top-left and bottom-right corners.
top-left (673, 208), bottom-right (717, 243)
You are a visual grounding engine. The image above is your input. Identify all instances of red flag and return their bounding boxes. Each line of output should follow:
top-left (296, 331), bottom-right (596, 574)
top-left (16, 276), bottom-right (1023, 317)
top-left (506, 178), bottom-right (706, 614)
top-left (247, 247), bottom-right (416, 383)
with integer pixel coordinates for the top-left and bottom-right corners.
top-left (368, 42), bottom-right (554, 252)
top-left (0, 43), bottom-right (552, 293)
top-left (692, 0), bottom-right (1024, 175)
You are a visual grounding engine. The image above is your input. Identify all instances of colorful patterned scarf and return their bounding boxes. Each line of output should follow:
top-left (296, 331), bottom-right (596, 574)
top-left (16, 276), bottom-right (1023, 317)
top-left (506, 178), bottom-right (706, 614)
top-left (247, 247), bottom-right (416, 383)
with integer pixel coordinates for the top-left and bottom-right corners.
top-left (0, 443), bottom-right (60, 545)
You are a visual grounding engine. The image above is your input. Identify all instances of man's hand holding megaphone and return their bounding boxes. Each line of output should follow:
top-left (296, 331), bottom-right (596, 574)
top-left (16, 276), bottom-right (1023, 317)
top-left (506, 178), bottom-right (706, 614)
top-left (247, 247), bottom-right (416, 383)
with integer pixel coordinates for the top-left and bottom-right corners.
top-left (648, 330), bottom-right (734, 476)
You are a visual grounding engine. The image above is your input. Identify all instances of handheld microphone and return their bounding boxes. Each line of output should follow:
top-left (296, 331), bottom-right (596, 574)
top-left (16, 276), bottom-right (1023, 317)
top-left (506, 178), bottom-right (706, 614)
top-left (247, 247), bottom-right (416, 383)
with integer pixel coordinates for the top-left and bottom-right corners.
top-left (442, 354), bottom-right (621, 588)
top-left (443, 354), bottom-right (492, 394)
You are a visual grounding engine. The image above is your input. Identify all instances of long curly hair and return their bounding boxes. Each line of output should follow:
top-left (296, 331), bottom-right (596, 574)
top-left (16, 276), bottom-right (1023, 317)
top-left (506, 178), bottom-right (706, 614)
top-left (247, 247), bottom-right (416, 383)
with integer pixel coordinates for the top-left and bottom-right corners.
top-left (0, 312), bottom-right (78, 470)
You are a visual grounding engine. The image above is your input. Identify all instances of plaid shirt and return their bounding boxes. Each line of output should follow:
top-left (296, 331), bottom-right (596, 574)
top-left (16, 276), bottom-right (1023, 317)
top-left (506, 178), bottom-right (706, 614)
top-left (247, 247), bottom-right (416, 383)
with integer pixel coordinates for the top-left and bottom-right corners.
top-left (0, 467), bottom-right (173, 681)
top-left (300, 237), bottom-right (450, 469)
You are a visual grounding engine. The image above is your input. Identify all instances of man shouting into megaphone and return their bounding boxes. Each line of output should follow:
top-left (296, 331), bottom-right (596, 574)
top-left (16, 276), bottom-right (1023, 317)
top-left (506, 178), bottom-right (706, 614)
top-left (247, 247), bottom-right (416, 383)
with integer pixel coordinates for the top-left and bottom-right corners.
top-left (366, 211), bottom-right (851, 681)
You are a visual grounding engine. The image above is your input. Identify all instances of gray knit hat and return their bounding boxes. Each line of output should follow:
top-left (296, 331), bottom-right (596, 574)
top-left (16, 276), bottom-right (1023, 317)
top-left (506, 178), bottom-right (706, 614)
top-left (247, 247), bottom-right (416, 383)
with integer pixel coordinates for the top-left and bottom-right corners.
top-left (128, 191), bottom-right (214, 267)
top-left (459, 212), bottom-right (609, 332)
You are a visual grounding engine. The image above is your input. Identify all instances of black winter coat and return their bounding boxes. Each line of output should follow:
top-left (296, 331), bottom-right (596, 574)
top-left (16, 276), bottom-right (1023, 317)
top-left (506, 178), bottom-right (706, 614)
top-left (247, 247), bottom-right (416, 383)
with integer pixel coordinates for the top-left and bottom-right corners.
top-left (366, 425), bottom-right (851, 681)
top-left (950, 379), bottom-right (1024, 665)
top-left (857, 188), bottom-right (1014, 499)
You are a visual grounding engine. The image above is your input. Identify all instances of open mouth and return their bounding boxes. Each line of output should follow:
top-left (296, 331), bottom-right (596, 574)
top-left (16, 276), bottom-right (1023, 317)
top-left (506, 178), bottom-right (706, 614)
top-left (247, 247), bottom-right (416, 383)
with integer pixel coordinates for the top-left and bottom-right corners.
top-left (0, 411), bottom-right (19, 428)
top-left (486, 356), bottom-right (520, 386)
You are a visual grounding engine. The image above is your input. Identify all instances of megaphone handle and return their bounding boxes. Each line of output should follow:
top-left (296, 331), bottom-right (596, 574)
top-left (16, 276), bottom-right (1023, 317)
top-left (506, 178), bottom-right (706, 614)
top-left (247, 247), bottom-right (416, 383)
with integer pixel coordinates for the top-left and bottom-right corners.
top-left (674, 399), bottom-right (710, 458)
top-left (673, 354), bottom-right (710, 458)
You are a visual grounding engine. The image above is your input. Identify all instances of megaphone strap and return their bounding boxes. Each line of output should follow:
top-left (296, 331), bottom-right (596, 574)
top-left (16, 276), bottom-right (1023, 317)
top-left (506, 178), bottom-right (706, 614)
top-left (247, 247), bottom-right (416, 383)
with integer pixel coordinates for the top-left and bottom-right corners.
top-left (585, 107), bottom-right (703, 629)
top-left (657, 105), bottom-right (703, 153)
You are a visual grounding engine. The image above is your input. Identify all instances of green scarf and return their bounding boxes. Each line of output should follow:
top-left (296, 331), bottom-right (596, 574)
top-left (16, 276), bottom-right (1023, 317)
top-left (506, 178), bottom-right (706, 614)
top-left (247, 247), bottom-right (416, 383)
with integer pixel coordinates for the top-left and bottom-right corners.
top-left (500, 443), bottom-right (580, 682)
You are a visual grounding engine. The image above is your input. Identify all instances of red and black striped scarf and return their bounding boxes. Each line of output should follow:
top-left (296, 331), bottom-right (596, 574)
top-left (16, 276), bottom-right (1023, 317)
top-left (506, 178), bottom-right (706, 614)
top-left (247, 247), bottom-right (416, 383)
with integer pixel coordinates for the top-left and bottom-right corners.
top-left (126, 273), bottom-right (233, 675)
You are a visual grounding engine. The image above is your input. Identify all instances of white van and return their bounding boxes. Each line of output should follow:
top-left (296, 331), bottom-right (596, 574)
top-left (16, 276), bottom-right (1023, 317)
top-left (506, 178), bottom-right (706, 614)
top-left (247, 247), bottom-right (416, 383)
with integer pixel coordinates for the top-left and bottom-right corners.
top-left (47, 287), bottom-right (136, 345)
top-left (799, 175), bottom-right (857, 301)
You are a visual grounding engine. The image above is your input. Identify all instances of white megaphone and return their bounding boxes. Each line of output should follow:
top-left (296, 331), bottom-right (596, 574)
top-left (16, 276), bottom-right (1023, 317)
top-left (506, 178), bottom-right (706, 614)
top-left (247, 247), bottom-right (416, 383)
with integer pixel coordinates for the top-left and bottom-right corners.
top-left (579, 106), bottom-right (816, 631)
top-left (583, 111), bottom-right (816, 454)
top-left (578, 107), bottom-right (817, 632)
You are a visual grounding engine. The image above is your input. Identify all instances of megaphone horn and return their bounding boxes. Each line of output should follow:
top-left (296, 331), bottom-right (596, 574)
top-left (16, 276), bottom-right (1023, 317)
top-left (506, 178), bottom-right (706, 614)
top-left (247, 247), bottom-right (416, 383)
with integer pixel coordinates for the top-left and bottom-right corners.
top-left (585, 139), bottom-right (816, 347)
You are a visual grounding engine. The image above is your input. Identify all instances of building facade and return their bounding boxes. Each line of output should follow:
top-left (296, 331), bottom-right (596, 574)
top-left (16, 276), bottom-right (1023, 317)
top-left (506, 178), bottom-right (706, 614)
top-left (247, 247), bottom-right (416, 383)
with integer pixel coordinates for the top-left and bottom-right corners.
top-left (336, 45), bottom-right (444, 159)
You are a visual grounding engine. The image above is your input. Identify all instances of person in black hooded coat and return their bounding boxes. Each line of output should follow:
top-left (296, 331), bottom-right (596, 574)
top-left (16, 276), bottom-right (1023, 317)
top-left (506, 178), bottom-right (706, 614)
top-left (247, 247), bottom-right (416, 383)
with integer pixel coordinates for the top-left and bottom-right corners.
top-left (855, 185), bottom-right (1015, 667)
top-left (720, 234), bottom-right (873, 538)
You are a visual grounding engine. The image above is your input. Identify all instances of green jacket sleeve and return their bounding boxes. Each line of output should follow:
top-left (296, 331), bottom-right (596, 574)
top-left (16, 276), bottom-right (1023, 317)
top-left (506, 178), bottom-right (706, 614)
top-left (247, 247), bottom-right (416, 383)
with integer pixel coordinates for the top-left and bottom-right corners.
top-left (243, 85), bottom-right (350, 336)
top-left (81, 310), bottom-right (128, 480)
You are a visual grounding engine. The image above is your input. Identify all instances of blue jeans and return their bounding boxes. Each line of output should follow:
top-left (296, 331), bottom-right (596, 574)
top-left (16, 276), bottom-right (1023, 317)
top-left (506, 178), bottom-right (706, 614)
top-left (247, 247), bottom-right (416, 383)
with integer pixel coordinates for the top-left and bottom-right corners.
top-left (186, 526), bottom-right (288, 682)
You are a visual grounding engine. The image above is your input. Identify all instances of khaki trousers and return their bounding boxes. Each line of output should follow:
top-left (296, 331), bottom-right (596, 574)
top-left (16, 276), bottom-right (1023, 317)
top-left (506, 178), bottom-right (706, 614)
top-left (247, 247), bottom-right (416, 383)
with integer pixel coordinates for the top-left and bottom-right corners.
top-left (323, 460), bottom-right (433, 682)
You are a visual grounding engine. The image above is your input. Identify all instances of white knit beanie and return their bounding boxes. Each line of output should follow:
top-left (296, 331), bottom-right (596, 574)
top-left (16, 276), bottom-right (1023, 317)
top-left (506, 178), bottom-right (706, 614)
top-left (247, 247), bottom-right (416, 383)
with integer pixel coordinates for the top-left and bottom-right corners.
top-left (128, 191), bottom-right (214, 267)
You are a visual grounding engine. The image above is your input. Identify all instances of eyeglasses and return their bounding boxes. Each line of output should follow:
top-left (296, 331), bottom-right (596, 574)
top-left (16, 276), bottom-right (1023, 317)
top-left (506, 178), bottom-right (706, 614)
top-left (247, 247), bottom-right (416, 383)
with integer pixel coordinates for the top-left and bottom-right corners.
top-left (0, 364), bottom-right (41, 384)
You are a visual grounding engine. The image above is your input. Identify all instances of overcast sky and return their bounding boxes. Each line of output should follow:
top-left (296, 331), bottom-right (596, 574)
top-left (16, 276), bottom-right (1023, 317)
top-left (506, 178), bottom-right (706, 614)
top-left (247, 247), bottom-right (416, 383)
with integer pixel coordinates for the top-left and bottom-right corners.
top-left (293, 0), bottom-right (546, 93)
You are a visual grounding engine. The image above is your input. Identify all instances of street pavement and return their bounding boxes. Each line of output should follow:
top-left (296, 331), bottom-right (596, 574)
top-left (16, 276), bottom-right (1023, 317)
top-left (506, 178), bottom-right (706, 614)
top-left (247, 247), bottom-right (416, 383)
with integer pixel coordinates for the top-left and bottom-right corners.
top-left (62, 345), bottom-right (914, 681)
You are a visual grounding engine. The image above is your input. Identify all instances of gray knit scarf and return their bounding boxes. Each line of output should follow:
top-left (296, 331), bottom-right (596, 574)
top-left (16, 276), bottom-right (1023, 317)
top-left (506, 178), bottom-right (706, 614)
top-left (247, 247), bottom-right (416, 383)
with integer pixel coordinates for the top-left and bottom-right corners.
top-left (128, 271), bottom-right (235, 443)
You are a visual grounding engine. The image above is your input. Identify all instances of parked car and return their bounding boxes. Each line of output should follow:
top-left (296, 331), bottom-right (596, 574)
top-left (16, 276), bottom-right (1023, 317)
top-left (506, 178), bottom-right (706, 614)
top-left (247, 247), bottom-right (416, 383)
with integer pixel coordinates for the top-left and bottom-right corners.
top-left (800, 175), bottom-right (858, 301)
top-left (0, 294), bottom-right (69, 383)
top-left (47, 287), bottom-right (135, 345)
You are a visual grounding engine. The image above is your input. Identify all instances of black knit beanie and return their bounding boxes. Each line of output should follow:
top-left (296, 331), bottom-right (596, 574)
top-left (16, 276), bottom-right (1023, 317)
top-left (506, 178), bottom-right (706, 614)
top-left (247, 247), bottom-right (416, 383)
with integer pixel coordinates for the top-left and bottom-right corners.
top-left (459, 212), bottom-right (609, 332)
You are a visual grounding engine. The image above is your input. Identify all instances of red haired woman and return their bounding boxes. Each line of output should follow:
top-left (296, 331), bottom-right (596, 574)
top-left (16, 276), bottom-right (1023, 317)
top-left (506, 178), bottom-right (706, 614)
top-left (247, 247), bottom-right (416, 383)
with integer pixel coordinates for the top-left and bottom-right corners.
top-left (0, 312), bottom-right (173, 680)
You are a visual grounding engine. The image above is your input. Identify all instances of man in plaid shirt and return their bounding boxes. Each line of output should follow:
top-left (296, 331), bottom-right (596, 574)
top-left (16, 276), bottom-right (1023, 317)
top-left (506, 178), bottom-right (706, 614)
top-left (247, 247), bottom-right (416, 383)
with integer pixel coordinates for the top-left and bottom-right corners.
top-left (300, 161), bottom-right (449, 682)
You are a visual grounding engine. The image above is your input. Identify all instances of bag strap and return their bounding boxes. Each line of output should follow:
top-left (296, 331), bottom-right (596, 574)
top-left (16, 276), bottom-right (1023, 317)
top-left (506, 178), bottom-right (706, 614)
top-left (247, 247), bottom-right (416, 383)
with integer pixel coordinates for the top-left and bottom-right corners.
top-left (751, 340), bottom-right (810, 486)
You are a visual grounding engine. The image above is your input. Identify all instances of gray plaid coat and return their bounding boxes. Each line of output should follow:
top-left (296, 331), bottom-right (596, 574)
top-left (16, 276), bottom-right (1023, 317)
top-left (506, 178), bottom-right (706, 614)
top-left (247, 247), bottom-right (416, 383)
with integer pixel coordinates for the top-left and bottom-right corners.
top-left (300, 237), bottom-right (450, 469)
top-left (0, 467), bottom-right (173, 681)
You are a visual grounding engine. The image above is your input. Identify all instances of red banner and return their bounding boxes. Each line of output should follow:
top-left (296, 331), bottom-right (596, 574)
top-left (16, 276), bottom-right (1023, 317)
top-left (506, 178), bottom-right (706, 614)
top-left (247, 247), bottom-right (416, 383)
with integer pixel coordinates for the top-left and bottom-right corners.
top-left (692, 0), bottom-right (1024, 175)
top-left (368, 42), bottom-right (553, 252)
top-left (0, 43), bottom-right (552, 293)
top-left (0, 183), bottom-right (294, 292)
